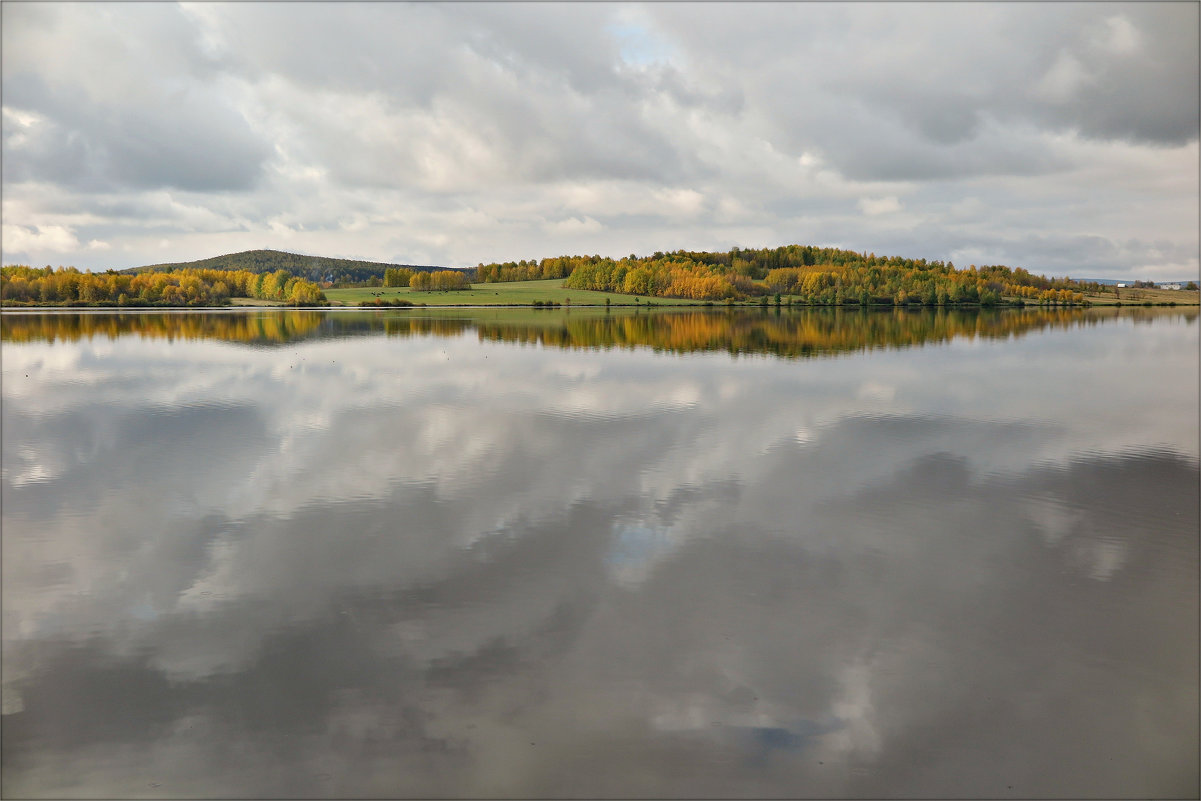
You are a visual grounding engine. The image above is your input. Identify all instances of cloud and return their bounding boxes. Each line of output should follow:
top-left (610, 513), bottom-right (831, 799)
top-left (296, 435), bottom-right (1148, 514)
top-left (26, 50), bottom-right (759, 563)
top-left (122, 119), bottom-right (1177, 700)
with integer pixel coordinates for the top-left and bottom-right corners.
top-left (1, 2), bottom-right (1196, 280)
top-left (2, 223), bottom-right (79, 256)
top-left (2, 4), bottom-right (270, 192)
top-left (544, 216), bottom-right (603, 235)
top-left (1035, 52), bottom-right (1094, 103)
top-left (858, 196), bottom-right (902, 216)
top-left (1093, 14), bottom-right (1141, 55)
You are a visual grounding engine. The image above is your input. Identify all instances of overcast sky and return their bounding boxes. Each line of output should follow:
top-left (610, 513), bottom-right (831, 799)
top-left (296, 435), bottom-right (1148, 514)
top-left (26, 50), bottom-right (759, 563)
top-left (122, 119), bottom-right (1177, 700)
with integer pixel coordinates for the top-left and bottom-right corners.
top-left (2, 2), bottom-right (1198, 280)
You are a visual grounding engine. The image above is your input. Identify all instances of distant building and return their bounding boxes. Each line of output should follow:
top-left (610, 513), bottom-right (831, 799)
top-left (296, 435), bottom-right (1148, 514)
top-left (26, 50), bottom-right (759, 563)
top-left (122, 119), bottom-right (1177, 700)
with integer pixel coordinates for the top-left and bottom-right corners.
top-left (1116, 283), bottom-right (1128, 288)
top-left (1160, 283), bottom-right (1182, 290)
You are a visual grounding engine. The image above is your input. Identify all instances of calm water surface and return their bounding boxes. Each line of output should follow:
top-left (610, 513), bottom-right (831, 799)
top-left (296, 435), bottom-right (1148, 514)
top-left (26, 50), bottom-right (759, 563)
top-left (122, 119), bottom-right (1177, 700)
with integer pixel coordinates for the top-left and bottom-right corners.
top-left (2, 307), bottom-right (1197, 798)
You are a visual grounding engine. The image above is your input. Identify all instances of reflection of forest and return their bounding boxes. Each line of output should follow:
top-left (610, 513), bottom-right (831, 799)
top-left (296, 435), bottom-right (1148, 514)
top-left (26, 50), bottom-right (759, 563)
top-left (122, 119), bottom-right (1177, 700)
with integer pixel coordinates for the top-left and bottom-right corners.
top-left (0, 311), bottom-right (331, 346)
top-left (471, 307), bottom-right (1129, 358)
top-left (2, 307), bottom-right (1196, 356)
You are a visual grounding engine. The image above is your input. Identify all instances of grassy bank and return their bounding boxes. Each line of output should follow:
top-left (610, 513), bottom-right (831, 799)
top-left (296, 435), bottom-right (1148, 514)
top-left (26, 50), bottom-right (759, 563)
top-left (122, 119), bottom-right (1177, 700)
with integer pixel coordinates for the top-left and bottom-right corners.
top-left (325, 279), bottom-right (700, 306)
top-left (1076, 287), bottom-right (1200, 306)
top-left (326, 279), bottom-right (1201, 308)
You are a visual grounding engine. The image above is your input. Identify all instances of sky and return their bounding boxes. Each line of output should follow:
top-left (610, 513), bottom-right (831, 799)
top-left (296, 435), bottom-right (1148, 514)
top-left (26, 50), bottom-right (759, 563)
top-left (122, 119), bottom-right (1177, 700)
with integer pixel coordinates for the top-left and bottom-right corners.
top-left (2, 2), bottom-right (1198, 281)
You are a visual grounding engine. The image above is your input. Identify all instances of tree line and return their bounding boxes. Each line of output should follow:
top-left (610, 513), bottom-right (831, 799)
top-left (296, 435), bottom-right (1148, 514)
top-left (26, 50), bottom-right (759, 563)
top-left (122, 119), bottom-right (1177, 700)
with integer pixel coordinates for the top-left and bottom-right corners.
top-left (407, 270), bottom-right (471, 291)
top-left (467, 245), bottom-right (1098, 304)
top-left (473, 256), bottom-right (578, 283)
top-left (1, 265), bottom-right (326, 306)
top-left (558, 246), bottom-right (1090, 305)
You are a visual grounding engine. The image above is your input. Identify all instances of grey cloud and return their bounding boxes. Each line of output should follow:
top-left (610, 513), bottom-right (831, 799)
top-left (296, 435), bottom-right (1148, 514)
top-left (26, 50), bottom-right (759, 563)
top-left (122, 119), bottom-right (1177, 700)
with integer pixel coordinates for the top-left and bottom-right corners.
top-left (2, 3), bottom-right (270, 192)
top-left (787, 105), bottom-right (1070, 183)
top-left (818, 4), bottom-right (1200, 147)
top-left (1, 2), bottom-right (1195, 280)
top-left (445, 3), bottom-right (623, 96)
top-left (639, 64), bottom-right (745, 116)
top-left (918, 227), bottom-right (1191, 279)
top-left (648, 3), bottom-right (1197, 182)
top-left (202, 3), bottom-right (620, 105)
top-left (1018, 5), bottom-right (1200, 146)
top-left (191, 3), bottom-right (461, 106)
top-left (190, 4), bottom-right (711, 189)
top-left (3, 73), bottom-right (269, 192)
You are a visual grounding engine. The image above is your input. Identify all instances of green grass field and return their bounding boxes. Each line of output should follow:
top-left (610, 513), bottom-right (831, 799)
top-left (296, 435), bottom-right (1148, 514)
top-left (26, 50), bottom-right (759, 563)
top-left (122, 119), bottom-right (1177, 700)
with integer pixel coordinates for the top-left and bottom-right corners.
top-left (1078, 286), bottom-right (1200, 306)
top-left (323, 278), bottom-right (1200, 308)
top-left (325, 279), bottom-right (704, 307)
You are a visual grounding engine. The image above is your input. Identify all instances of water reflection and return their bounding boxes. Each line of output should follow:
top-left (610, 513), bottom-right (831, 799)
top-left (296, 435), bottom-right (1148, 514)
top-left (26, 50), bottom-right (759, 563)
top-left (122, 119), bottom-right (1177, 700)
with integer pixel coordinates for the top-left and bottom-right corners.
top-left (4, 305), bottom-right (1196, 355)
top-left (2, 309), bottom-right (1197, 797)
top-left (1, 309), bottom-right (330, 346)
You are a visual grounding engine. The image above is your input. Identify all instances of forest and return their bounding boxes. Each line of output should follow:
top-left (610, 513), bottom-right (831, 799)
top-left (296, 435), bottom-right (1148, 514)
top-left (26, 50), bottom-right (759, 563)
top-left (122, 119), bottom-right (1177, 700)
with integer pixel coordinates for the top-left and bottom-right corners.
top-left (492, 245), bottom-right (1096, 305)
top-left (0, 265), bottom-right (326, 306)
top-left (130, 249), bottom-right (443, 286)
top-left (464, 246), bottom-right (1113, 305)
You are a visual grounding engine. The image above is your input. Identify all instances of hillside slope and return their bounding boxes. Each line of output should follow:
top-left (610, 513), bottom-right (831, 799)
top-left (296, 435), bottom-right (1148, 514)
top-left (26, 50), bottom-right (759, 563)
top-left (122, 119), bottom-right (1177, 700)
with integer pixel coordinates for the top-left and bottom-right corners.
top-left (127, 249), bottom-right (448, 284)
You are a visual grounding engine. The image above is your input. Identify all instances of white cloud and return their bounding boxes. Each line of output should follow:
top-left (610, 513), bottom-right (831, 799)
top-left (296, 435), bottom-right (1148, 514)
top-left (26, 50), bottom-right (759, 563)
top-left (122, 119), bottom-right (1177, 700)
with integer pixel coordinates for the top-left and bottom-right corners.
top-left (858, 196), bottom-right (902, 216)
top-left (545, 216), bottom-right (603, 235)
top-left (2, 223), bottom-right (80, 255)
top-left (1035, 52), bottom-right (1094, 103)
top-left (1093, 15), bottom-right (1141, 55)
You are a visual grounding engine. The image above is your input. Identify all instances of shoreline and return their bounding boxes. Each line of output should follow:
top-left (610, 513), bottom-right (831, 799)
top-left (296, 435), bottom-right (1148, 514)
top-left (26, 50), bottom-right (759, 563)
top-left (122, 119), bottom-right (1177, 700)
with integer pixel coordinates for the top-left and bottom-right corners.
top-left (3, 298), bottom-right (1198, 312)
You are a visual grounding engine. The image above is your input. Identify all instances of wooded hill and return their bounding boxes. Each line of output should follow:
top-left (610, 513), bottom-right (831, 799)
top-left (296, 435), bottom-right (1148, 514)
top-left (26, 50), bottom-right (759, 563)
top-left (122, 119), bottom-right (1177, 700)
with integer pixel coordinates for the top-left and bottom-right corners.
top-left (127, 249), bottom-right (448, 285)
top-left (529, 245), bottom-right (1097, 304)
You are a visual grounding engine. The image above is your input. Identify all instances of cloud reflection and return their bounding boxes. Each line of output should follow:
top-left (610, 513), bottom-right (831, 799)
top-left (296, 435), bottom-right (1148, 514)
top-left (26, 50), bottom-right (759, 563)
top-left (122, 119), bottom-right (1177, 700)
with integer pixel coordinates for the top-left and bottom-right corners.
top-left (2, 310), bottom-right (1197, 797)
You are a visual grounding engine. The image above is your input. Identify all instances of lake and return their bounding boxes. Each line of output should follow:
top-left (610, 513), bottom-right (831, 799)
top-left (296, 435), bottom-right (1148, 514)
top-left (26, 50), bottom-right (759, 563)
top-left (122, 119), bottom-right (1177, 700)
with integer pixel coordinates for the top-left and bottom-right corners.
top-left (2, 307), bottom-right (1197, 798)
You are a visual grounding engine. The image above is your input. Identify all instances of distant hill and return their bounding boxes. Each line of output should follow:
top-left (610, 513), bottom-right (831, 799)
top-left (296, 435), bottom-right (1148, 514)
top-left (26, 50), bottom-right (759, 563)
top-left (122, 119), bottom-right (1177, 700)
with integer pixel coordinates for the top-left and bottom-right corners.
top-left (125, 249), bottom-right (452, 284)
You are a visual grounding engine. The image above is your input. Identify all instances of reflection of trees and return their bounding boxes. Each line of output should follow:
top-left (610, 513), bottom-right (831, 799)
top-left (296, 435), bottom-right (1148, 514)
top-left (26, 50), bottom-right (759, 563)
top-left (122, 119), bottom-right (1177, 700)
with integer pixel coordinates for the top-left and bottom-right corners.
top-left (0, 311), bottom-right (478, 346)
top-left (474, 307), bottom-right (1197, 358)
top-left (3, 307), bottom-right (1196, 355)
top-left (0, 311), bottom-right (329, 345)
top-left (381, 317), bottom-right (473, 338)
